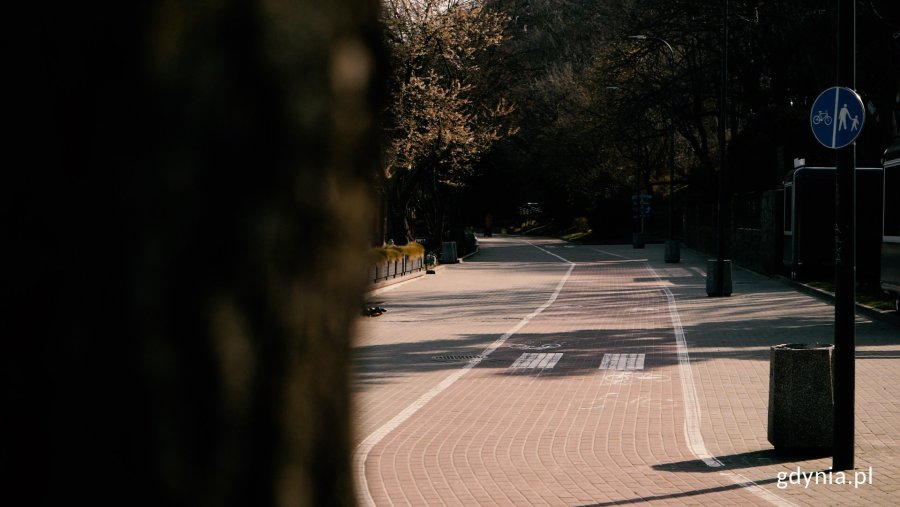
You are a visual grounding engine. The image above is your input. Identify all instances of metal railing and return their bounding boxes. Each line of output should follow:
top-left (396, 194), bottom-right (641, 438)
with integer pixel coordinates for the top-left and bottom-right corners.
top-left (369, 255), bottom-right (425, 284)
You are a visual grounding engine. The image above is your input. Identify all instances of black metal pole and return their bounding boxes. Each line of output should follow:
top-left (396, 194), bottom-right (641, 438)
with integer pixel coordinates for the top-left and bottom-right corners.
top-left (633, 164), bottom-right (644, 249)
top-left (627, 35), bottom-right (679, 260)
top-left (712, 0), bottom-right (728, 296)
top-left (833, 0), bottom-right (856, 472)
top-left (665, 43), bottom-right (680, 263)
top-left (668, 99), bottom-right (675, 240)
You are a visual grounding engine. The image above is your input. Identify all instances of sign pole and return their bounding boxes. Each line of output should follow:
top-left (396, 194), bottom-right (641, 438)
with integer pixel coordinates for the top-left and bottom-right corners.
top-left (833, 0), bottom-right (856, 472)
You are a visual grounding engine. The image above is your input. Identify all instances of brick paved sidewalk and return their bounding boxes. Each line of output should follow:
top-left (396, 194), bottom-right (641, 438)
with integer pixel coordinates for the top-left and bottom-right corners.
top-left (647, 244), bottom-right (900, 506)
top-left (353, 236), bottom-right (900, 506)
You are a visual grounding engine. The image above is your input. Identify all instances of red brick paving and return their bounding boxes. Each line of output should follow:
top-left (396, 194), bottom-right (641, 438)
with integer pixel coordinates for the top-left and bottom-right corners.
top-left (354, 236), bottom-right (900, 506)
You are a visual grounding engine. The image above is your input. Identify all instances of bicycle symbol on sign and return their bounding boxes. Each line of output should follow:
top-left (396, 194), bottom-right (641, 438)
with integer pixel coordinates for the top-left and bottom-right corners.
top-left (812, 110), bottom-right (832, 126)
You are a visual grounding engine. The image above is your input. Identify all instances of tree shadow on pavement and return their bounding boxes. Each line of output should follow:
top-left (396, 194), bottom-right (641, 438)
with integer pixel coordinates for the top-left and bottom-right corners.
top-left (353, 333), bottom-right (505, 389)
top-left (575, 476), bottom-right (784, 507)
top-left (652, 448), bottom-right (831, 474)
top-left (353, 327), bottom-right (684, 389)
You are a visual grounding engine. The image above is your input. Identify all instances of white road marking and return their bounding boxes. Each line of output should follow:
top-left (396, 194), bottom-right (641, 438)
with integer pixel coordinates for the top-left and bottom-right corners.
top-left (657, 280), bottom-right (723, 468)
top-left (354, 240), bottom-right (575, 507)
top-left (597, 248), bottom-right (794, 506)
top-left (601, 372), bottom-right (634, 385)
top-left (599, 353), bottom-right (646, 370)
top-left (645, 263), bottom-right (797, 507)
top-left (508, 342), bottom-right (561, 350)
top-left (510, 352), bottom-right (563, 369)
top-left (358, 243), bottom-right (795, 507)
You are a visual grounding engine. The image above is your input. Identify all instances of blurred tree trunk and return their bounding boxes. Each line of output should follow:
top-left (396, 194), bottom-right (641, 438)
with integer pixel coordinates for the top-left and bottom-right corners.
top-left (3, 1), bottom-right (384, 506)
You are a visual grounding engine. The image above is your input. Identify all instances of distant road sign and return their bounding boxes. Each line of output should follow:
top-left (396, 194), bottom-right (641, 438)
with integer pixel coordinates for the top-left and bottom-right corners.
top-left (810, 87), bottom-right (865, 149)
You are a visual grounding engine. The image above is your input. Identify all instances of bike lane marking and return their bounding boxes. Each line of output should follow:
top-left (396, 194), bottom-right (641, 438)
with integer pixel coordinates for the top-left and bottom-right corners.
top-left (353, 239), bottom-right (575, 507)
top-left (596, 248), bottom-right (795, 506)
top-left (595, 249), bottom-right (721, 460)
top-left (645, 258), bottom-right (797, 507)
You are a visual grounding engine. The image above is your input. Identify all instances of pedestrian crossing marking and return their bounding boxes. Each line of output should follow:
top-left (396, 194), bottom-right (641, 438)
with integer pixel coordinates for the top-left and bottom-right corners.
top-left (510, 352), bottom-right (563, 369)
top-left (599, 353), bottom-right (645, 371)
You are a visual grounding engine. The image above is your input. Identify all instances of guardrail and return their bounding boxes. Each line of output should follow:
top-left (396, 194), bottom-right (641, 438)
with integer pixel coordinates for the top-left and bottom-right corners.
top-left (368, 255), bottom-right (425, 285)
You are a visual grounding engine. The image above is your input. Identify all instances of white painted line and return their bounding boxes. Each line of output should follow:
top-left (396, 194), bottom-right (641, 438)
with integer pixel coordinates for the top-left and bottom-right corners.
top-left (598, 353), bottom-right (645, 371)
top-left (594, 249), bottom-right (645, 262)
top-left (664, 291), bottom-right (721, 467)
top-left (510, 352), bottom-right (563, 369)
top-left (599, 354), bottom-right (612, 369)
top-left (625, 353), bottom-right (637, 370)
top-left (546, 353), bottom-right (563, 368)
top-left (644, 266), bottom-right (721, 468)
top-left (510, 353), bottom-right (533, 368)
top-left (508, 343), bottom-right (561, 350)
top-left (645, 264), bottom-right (797, 507)
top-left (529, 240), bottom-right (575, 264)
top-left (354, 242), bottom-right (575, 507)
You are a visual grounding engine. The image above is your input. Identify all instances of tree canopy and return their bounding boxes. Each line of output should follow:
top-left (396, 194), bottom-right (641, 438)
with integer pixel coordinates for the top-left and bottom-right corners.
top-left (379, 0), bottom-right (517, 246)
top-left (380, 0), bottom-right (900, 241)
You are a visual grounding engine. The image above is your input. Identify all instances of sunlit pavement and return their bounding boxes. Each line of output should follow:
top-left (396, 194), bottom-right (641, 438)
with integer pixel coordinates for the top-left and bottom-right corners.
top-left (353, 235), bottom-right (900, 506)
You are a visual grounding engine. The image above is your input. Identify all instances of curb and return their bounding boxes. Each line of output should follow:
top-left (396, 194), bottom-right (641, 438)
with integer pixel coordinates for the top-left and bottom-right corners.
top-left (365, 246), bottom-right (480, 298)
top-left (366, 270), bottom-right (427, 297)
top-left (666, 242), bottom-right (899, 328)
top-left (775, 275), bottom-right (900, 328)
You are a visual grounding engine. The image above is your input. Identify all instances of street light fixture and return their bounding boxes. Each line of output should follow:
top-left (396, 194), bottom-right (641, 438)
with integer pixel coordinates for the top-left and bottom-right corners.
top-left (628, 34), bottom-right (680, 262)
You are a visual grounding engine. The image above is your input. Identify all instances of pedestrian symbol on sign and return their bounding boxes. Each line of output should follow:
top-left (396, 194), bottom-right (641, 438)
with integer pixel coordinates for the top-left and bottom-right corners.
top-left (810, 87), bottom-right (865, 149)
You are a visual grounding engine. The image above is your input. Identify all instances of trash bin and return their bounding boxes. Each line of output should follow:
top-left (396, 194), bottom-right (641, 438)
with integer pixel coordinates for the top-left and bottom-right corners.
top-left (440, 241), bottom-right (458, 264)
top-left (767, 343), bottom-right (834, 451)
top-left (664, 240), bottom-right (680, 263)
top-left (705, 259), bottom-right (732, 296)
top-left (632, 232), bottom-right (644, 249)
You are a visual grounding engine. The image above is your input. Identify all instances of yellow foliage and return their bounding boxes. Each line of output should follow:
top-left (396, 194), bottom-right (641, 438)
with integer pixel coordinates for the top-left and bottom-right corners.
top-left (369, 242), bottom-right (425, 263)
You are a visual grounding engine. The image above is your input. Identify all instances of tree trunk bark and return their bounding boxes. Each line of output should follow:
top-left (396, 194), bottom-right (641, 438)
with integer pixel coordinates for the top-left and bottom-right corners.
top-left (4, 1), bottom-right (384, 506)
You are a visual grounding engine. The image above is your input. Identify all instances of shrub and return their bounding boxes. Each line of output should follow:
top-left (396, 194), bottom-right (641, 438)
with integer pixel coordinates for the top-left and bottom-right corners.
top-left (369, 242), bottom-right (425, 264)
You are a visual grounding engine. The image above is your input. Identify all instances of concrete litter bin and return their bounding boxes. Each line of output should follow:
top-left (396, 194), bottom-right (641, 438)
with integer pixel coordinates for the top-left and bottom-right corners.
top-left (705, 259), bottom-right (732, 296)
top-left (440, 241), bottom-right (458, 264)
top-left (632, 232), bottom-right (644, 249)
top-left (767, 343), bottom-right (834, 451)
top-left (664, 240), bottom-right (680, 263)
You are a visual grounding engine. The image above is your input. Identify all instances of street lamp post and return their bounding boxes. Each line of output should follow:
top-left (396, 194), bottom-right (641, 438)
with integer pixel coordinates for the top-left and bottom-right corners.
top-left (708, 0), bottom-right (731, 297)
top-left (605, 85), bottom-right (646, 249)
top-left (629, 35), bottom-right (680, 262)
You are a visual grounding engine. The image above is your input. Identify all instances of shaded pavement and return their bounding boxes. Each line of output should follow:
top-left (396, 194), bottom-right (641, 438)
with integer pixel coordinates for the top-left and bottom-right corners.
top-left (353, 236), bottom-right (900, 506)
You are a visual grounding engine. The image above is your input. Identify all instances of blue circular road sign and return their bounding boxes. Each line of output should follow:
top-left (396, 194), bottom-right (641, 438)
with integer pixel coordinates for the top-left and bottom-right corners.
top-left (810, 87), bottom-right (865, 149)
